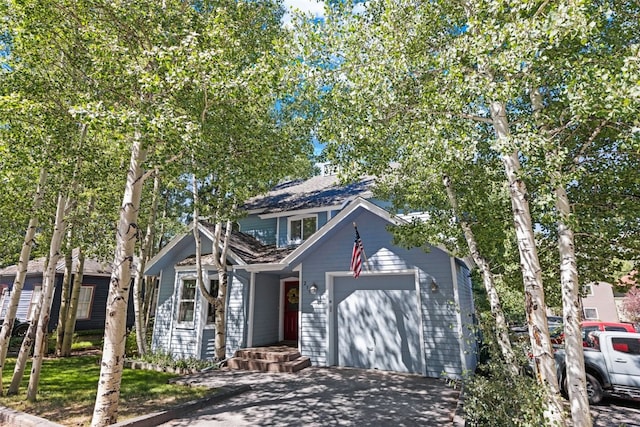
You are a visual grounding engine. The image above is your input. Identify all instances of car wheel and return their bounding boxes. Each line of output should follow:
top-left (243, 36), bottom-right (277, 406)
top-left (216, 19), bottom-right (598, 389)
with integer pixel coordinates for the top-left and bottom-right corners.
top-left (585, 372), bottom-right (603, 405)
top-left (13, 323), bottom-right (29, 338)
top-left (561, 376), bottom-right (569, 399)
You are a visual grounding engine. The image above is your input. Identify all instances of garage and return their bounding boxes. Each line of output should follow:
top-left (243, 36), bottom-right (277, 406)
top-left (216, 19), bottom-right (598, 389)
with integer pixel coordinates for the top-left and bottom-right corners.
top-left (331, 272), bottom-right (425, 375)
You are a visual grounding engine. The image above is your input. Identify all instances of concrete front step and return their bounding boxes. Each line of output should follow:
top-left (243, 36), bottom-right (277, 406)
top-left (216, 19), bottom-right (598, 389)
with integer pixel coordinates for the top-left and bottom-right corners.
top-left (235, 346), bottom-right (302, 362)
top-left (227, 355), bottom-right (311, 373)
top-left (228, 345), bottom-right (311, 373)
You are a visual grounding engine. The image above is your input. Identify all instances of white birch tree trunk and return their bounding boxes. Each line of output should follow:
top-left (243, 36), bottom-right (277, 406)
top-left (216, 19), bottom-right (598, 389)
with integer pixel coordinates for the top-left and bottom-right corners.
top-left (61, 249), bottom-right (85, 357)
top-left (132, 257), bottom-right (147, 355)
top-left (132, 172), bottom-right (160, 355)
top-left (490, 100), bottom-right (566, 426)
top-left (192, 176), bottom-right (217, 309)
top-left (55, 249), bottom-right (73, 356)
top-left (443, 175), bottom-right (518, 375)
top-left (557, 183), bottom-right (591, 426)
top-left (8, 256), bottom-right (48, 396)
top-left (213, 220), bottom-right (232, 361)
top-left (0, 168), bottom-right (47, 394)
top-left (143, 276), bottom-right (157, 336)
top-left (27, 192), bottom-right (68, 401)
top-left (91, 137), bottom-right (147, 427)
top-left (530, 88), bottom-right (591, 426)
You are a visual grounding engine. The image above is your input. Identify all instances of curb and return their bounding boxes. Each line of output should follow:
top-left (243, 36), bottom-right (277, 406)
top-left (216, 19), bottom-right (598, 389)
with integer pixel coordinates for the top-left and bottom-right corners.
top-left (111, 384), bottom-right (251, 427)
top-left (0, 405), bottom-right (65, 427)
top-left (0, 384), bottom-right (249, 427)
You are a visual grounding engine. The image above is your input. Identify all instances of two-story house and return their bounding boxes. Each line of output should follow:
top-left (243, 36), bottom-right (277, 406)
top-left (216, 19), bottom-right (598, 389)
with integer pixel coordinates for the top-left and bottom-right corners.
top-left (145, 170), bottom-right (477, 378)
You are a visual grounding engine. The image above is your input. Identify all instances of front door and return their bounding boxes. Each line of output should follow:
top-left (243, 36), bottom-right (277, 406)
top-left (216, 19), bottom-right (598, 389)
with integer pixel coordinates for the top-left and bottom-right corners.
top-left (284, 281), bottom-right (299, 341)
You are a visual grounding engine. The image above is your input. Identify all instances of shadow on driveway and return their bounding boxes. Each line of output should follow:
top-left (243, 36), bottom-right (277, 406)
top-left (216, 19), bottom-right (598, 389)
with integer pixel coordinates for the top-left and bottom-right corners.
top-left (160, 367), bottom-right (462, 426)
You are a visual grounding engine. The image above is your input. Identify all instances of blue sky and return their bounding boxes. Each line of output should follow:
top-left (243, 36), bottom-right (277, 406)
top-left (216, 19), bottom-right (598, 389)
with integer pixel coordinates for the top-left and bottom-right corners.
top-left (282, 0), bottom-right (325, 25)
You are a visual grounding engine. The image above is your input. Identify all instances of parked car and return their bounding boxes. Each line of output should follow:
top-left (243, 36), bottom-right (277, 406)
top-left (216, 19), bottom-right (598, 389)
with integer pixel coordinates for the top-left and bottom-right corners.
top-left (0, 319), bottom-right (30, 337)
top-left (547, 316), bottom-right (563, 329)
top-left (550, 321), bottom-right (636, 347)
top-left (555, 331), bottom-right (640, 404)
top-left (581, 321), bottom-right (637, 344)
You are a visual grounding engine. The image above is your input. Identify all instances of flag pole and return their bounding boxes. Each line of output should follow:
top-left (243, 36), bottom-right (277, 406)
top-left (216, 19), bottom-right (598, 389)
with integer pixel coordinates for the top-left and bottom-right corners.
top-left (353, 222), bottom-right (371, 272)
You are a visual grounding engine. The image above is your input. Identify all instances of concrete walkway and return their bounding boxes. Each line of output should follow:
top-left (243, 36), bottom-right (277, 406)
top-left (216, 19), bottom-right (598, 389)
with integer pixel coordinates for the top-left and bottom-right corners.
top-left (157, 367), bottom-right (463, 427)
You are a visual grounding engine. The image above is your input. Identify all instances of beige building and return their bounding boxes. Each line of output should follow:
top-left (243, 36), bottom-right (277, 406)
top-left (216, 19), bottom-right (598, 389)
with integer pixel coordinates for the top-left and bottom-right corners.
top-left (581, 281), bottom-right (619, 322)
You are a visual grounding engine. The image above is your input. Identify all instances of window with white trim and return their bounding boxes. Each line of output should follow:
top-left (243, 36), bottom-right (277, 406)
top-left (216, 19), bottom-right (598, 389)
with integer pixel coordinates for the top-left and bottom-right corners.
top-left (177, 279), bottom-right (197, 323)
top-left (0, 285), bottom-right (8, 319)
top-left (288, 215), bottom-right (317, 244)
top-left (583, 307), bottom-right (598, 320)
top-left (206, 279), bottom-right (220, 324)
top-left (27, 285), bottom-right (42, 321)
top-left (77, 285), bottom-right (95, 320)
top-left (583, 284), bottom-right (594, 297)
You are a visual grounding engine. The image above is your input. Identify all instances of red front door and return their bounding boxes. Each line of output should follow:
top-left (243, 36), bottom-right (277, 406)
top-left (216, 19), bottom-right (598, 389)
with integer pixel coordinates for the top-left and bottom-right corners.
top-left (284, 281), bottom-right (299, 341)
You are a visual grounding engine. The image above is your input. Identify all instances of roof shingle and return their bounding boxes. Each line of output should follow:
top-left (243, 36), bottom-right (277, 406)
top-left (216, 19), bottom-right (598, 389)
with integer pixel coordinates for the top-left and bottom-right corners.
top-left (176, 222), bottom-right (295, 267)
top-left (243, 174), bottom-right (375, 214)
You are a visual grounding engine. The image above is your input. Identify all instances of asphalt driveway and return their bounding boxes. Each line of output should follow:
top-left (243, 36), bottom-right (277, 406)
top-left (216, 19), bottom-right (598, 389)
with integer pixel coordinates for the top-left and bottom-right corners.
top-left (158, 367), bottom-right (463, 427)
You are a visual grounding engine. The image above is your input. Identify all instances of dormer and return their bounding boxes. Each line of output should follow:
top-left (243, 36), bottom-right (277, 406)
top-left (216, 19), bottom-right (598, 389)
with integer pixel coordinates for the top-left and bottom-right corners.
top-left (239, 169), bottom-right (375, 248)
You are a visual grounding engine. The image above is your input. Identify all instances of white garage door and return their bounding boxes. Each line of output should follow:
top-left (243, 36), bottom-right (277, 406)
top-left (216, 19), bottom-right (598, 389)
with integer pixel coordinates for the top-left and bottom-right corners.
top-left (333, 274), bottom-right (424, 374)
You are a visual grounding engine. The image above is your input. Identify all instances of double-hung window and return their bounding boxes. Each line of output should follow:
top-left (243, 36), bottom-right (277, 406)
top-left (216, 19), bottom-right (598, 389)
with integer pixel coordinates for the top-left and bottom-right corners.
top-left (27, 285), bottom-right (42, 321)
top-left (288, 215), bottom-right (317, 244)
top-left (0, 285), bottom-right (8, 319)
top-left (77, 285), bottom-right (95, 320)
top-left (178, 279), bottom-right (197, 324)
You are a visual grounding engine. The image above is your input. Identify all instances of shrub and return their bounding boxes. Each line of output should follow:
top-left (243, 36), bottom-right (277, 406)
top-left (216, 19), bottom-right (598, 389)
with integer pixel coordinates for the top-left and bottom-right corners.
top-left (133, 350), bottom-right (217, 371)
top-left (463, 315), bottom-right (547, 426)
top-left (463, 357), bottom-right (546, 426)
top-left (125, 329), bottom-right (139, 357)
top-left (125, 326), bottom-right (154, 358)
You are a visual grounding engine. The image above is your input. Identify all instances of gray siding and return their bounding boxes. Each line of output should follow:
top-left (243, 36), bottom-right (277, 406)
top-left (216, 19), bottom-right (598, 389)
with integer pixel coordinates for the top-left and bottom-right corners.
top-left (201, 328), bottom-right (216, 359)
top-left (238, 216), bottom-right (277, 246)
top-left (151, 267), bottom-right (174, 353)
top-left (317, 211), bottom-right (328, 228)
top-left (226, 271), bottom-right (249, 359)
top-left (455, 262), bottom-right (477, 374)
top-left (299, 210), bottom-right (469, 378)
top-left (150, 233), bottom-right (214, 358)
top-left (251, 274), bottom-right (280, 346)
top-left (0, 276), bottom-right (42, 322)
top-left (149, 199), bottom-right (475, 378)
top-left (278, 217), bottom-right (288, 247)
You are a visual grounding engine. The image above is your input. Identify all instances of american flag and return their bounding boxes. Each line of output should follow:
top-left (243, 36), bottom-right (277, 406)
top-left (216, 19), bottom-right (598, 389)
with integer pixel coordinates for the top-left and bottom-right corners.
top-left (350, 228), bottom-right (363, 278)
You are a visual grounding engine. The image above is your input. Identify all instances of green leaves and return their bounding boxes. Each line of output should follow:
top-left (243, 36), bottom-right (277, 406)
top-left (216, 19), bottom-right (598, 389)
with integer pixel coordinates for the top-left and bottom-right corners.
top-left (285, 0), bottom-right (640, 319)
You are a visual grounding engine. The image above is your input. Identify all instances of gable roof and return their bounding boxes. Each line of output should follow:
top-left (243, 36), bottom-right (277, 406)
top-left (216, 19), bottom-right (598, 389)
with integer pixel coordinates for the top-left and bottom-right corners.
top-left (229, 197), bottom-right (405, 271)
top-left (176, 223), bottom-right (295, 267)
top-left (146, 197), bottom-right (466, 275)
top-left (145, 197), bottom-right (401, 274)
top-left (279, 197), bottom-right (404, 268)
top-left (0, 248), bottom-right (112, 278)
top-left (144, 221), bottom-right (297, 275)
top-left (242, 174), bottom-right (375, 215)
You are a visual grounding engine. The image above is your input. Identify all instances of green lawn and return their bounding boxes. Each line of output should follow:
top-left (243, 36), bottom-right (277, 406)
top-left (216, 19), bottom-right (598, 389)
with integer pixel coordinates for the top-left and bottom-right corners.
top-left (0, 355), bottom-right (213, 426)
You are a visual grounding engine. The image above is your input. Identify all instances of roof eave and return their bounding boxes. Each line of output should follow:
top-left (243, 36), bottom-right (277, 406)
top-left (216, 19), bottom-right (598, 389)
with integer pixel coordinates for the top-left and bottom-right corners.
top-left (232, 263), bottom-right (287, 272)
top-left (258, 205), bottom-right (343, 219)
top-left (144, 224), bottom-right (194, 275)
